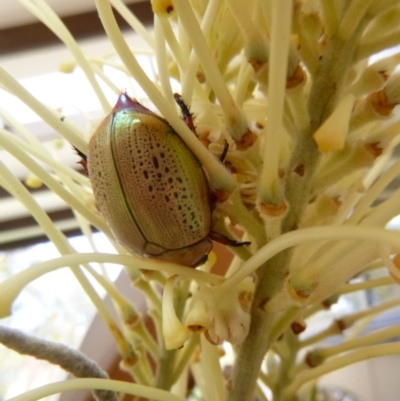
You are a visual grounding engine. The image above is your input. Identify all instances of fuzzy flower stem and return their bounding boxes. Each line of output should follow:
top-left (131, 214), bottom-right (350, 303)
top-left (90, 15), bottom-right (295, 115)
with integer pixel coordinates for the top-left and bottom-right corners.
top-left (172, 0), bottom-right (249, 142)
top-left (356, 29), bottom-right (400, 61)
top-left (347, 159), bottom-right (400, 225)
top-left (156, 16), bottom-right (187, 74)
top-left (154, 16), bottom-right (174, 103)
top-left (0, 129), bottom-right (89, 186)
top-left (0, 326), bottom-right (117, 401)
top-left (319, 0), bottom-right (339, 37)
top-left (284, 343), bottom-right (400, 398)
top-left (338, 0), bottom-right (374, 40)
top-left (218, 226), bottom-right (400, 294)
top-left (225, 0), bottom-right (264, 52)
top-left (0, 67), bottom-right (87, 153)
top-left (227, 24), bottom-right (367, 401)
top-left (258, 0), bottom-right (293, 206)
top-left (0, 162), bottom-right (136, 361)
top-left (6, 378), bottom-right (185, 401)
top-left (170, 334), bottom-right (200, 385)
top-left (0, 130), bottom-right (109, 234)
top-left (18, 0), bottom-right (110, 113)
top-left (337, 276), bottom-right (394, 295)
top-left (181, 0), bottom-right (221, 103)
top-left (0, 252), bottom-right (222, 319)
top-left (317, 325), bottom-right (400, 359)
top-left (234, 56), bottom-right (253, 106)
top-left (94, 0), bottom-right (234, 191)
top-left (109, 0), bottom-right (155, 49)
top-left (199, 334), bottom-right (226, 401)
top-left (342, 298), bottom-right (400, 328)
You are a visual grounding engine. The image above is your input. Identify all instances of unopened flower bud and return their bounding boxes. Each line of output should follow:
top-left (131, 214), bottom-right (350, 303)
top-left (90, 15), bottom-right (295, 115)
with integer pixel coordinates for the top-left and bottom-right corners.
top-left (313, 94), bottom-right (355, 153)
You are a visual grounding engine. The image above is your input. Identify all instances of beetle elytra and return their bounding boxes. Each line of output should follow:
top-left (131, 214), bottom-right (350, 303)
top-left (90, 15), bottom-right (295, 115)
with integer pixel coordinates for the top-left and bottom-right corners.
top-left (82, 93), bottom-right (249, 267)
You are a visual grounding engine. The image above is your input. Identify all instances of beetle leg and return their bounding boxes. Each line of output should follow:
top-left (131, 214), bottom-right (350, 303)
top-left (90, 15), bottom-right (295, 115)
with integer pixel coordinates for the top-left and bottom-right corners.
top-left (220, 140), bottom-right (229, 163)
top-left (208, 230), bottom-right (251, 247)
top-left (174, 93), bottom-right (197, 135)
top-left (72, 146), bottom-right (88, 174)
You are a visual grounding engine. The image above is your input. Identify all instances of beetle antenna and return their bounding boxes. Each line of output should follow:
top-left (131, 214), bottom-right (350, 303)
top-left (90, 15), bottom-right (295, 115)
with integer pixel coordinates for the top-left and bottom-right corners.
top-left (173, 93), bottom-right (197, 135)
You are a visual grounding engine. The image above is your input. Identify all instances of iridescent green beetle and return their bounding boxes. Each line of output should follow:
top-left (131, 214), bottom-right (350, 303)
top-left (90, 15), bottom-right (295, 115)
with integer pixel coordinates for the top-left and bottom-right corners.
top-left (84, 93), bottom-right (248, 268)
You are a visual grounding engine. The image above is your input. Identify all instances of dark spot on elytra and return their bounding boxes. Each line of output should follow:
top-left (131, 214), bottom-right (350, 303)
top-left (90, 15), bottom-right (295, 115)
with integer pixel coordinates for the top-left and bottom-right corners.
top-left (165, 195), bottom-right (170, 202)
top-left (153, 157), bottom-right (159, 169)
top-left (143, 170), bottom-right (149, 179)
top-left (148, 185), bottom-right (153, 192)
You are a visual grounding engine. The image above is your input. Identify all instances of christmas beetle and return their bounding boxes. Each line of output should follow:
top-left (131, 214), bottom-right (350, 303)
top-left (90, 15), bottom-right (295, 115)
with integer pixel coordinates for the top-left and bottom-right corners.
top-left (81, 93), bottom-right (248, 268)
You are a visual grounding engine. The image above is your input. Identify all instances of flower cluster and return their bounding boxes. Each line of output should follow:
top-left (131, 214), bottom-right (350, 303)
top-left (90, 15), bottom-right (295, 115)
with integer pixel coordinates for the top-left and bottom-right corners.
top-left (1, 1), bottom-right (400, 401)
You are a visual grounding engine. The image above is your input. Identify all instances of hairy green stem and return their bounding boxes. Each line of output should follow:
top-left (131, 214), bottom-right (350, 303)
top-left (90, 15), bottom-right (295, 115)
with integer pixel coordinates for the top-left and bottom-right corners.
top-left (226, 26), bottom-right (364, 401)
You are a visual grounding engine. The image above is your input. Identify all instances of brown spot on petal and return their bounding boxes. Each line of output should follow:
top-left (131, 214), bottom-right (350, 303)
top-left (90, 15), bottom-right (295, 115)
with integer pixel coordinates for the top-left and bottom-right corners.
top-left (259, 200), bottom-right (288, 217)
top-left (109, 323), bottom-right (125, 344)
top-left (370, 90), bottom-right (397, 116)
top-left (124, 314), bottom-right (140, 328)
top-left (286, 64), bottom-right (305, 89)
top-left (187, 324), bottom-right (206, 333)
top-left (305, 352), bottom-right (322, 368)
top-left (196, 71), bottom-right (206, 83)
top-left (248, 58), bottom-right (265, 73)
top-left (335, 319), bottom-right (346, 333)
top-left (293, 287), bottom-right (311, 300)
top-left (204, 330), bottom-right (222, 345)
top-left (213, 188), bottom-right (231, 203)
top-left (365, 142), bottom-right (383, 157)
top-left (394, 254), bottom-right (400, 268)
top-left (239, 291), bottom-right (252, 311)
top-left (120, 353), bottom-right (138, 369)
top-left (291, 321), bottom-right (306, 335)
top-left (235, 130), bottom-right (257, 151)
top-left (294, 163), bottom-right (305, 176)
top-left (258, 297), bottom-right (270, 310)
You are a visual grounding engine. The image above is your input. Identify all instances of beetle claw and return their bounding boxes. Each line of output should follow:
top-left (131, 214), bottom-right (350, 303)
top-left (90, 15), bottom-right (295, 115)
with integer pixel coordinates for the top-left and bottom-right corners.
top-left (72, 146), bottom-right (88, 173)
top-left (209, 231), bottom-right (251, 247)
